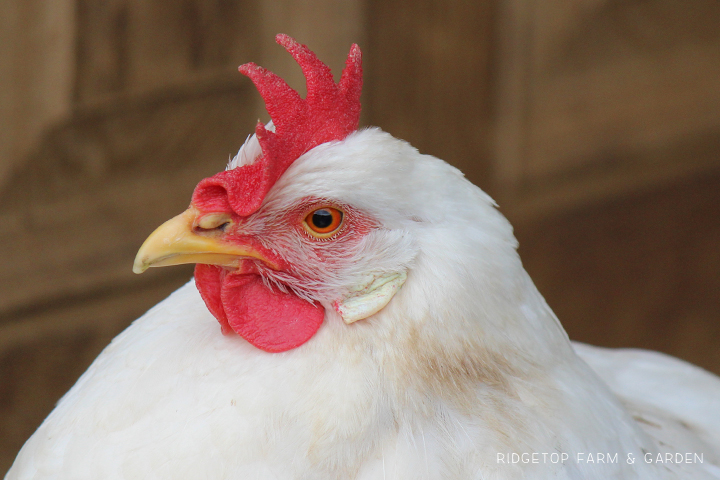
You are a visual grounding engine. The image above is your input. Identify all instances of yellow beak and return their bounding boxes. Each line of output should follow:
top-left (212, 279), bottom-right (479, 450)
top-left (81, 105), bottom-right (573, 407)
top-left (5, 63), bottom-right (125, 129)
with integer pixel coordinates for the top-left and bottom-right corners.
top-left (133, 208), bottom-right (275, 274)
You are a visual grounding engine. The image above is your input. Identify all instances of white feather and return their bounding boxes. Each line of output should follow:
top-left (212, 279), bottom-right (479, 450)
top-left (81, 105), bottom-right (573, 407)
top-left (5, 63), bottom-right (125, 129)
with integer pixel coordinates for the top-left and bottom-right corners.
top-left (226, 121), bottom-right (274, 171)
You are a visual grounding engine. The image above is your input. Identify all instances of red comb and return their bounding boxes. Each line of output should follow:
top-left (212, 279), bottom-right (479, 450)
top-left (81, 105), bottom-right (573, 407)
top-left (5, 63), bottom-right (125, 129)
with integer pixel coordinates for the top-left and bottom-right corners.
top-left (192, 34), bottom-right (363, 216)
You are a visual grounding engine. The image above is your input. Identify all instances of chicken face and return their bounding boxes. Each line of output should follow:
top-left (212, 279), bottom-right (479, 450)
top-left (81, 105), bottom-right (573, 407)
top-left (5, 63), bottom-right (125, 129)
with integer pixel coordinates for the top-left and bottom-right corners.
top-left (133, 35), bottom-right (411, 352)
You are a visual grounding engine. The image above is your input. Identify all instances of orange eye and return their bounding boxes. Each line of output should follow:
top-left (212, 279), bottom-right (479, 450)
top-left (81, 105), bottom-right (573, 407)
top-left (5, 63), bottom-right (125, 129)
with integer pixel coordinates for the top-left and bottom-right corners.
top-left (303, 207), bottom-right (343, 238)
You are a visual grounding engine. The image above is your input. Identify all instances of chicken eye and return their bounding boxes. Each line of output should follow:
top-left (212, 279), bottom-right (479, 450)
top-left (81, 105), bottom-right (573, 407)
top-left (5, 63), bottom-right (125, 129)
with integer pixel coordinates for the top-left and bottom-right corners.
top-left (303, 207), bottom-right (343, 238)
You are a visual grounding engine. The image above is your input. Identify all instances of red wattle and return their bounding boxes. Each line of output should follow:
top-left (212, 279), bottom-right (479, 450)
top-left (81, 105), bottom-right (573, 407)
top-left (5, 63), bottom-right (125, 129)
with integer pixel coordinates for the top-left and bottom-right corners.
top-left (195, 264), bottom-right (232, 334)
top-left (194, 264), bottom-right (325, 352)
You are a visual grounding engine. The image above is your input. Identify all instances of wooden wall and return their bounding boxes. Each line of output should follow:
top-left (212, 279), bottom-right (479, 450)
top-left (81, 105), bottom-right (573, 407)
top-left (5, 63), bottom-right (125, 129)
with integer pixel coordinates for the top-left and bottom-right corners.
top-left (1, 0), bottom-right (719, 473)
top-left (0, 0), bottom-right (75, 188)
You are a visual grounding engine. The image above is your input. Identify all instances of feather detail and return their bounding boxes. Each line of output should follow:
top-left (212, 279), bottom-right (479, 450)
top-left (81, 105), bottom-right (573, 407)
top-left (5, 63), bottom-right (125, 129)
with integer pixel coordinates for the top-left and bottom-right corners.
top-left (226, 121), bottom-right (274, 171)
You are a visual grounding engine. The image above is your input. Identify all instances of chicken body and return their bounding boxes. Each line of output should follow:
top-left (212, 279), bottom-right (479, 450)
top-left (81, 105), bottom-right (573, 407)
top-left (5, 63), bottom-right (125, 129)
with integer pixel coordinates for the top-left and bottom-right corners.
top-left (7, 128), bottom-right (720, 479)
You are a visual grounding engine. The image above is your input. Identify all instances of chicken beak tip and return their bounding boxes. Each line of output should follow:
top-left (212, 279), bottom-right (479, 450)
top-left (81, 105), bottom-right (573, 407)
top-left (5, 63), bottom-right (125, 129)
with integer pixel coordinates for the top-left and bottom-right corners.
top-left (132, 260), bottom-right (148, 274)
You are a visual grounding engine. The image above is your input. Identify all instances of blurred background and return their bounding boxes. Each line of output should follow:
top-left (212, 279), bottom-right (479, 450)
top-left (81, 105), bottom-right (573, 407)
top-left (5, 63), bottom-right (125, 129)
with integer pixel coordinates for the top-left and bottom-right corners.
top-left (1, 0), bottom-right (719, 472)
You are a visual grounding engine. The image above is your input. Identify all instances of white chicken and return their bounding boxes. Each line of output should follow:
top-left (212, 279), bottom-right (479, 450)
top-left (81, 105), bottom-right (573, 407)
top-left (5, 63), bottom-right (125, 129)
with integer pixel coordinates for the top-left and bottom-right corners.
top-left (6, 34), bottom-right (720, 480)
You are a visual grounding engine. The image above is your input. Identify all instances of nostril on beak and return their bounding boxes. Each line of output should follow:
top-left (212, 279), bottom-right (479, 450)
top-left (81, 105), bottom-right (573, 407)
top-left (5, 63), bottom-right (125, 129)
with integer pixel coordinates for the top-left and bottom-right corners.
top-left (195, 213), bottom-right (233, 232)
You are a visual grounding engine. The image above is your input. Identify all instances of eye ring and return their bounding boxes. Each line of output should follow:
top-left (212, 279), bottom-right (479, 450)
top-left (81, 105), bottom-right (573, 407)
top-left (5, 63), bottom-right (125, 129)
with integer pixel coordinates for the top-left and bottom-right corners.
top-left (303, 207), bottom-right (344, 239)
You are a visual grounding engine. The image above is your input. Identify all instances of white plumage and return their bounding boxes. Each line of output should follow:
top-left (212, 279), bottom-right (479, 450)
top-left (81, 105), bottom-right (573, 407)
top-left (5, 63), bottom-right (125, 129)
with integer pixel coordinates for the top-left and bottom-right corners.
top-left (6, 127), bottom-right (720, 479)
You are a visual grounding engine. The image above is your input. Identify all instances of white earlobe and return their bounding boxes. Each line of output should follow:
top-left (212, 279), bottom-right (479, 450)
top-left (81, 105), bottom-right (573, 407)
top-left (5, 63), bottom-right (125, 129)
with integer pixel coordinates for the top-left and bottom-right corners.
top-left (334, 272), bottom-right (407, 324)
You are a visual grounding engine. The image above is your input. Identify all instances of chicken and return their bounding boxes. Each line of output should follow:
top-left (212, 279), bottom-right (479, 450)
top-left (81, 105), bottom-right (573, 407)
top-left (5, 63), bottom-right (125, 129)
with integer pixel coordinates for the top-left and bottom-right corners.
top-left (6, 34), bottom-right (720, 480)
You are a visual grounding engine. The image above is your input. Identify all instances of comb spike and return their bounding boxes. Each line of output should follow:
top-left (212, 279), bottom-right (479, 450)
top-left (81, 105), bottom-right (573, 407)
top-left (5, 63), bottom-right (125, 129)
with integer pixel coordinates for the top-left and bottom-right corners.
top-left (275, 34), bottom-right (337, 104)
top-left (238, 62), bottom-right (304, 132)
top-left (339, 45), bottom-right (362, 94)
top-left (338, 44), bottom-right (363, 129)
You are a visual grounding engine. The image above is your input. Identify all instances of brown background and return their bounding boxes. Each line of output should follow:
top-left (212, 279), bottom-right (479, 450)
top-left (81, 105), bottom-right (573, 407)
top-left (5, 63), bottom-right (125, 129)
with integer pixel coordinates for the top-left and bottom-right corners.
top-left (1, 0), bottom-right (719, 473)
